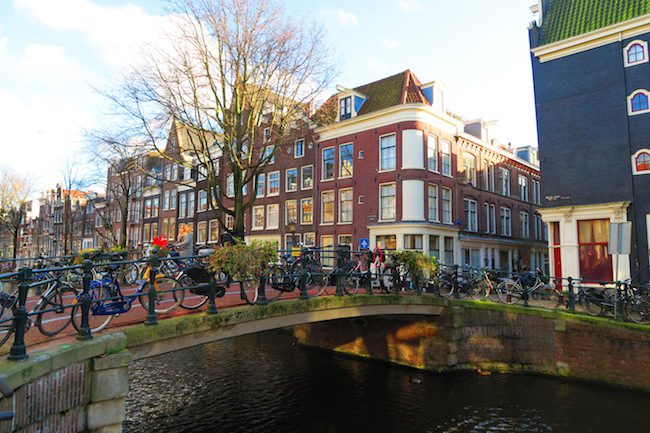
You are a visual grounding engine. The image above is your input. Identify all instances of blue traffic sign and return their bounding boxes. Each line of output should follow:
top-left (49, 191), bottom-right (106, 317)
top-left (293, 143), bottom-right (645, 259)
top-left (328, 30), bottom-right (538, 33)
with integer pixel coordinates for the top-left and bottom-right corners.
top-left (359, 238), bottom-right (370, 250)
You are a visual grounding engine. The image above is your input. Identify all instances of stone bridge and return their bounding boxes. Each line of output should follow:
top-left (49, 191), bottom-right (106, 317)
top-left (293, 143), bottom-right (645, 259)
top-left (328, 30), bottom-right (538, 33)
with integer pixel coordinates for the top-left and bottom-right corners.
top-left (1, 295), bottom-right (650, 433)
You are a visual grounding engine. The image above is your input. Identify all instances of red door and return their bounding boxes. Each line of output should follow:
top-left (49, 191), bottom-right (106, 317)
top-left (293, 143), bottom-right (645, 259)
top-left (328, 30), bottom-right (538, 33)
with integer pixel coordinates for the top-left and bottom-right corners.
top-left (551, 222), bottom-right (562, 286)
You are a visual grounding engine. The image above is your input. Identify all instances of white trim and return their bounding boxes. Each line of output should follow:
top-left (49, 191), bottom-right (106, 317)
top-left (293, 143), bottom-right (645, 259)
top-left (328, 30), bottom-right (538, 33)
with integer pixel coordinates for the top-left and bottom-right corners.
top-left (627, 89), bottom-right (650, 116)
top-left (301, 164), bottom-right (314, 190)
top-left (321, 190), bottom-right (335, 224)
top-left (252, 205), bottom-right (265, 231)
top-left (321, 146), bottom-right (336, 181)
top-left (285, 167), bottom-right (298, 193)
top-left (300, 197), bottom-right (313, 225)
top-left (338, 142), bottom-right (354, 179)
top-left (294, 138), bottom-right (305, 158)
top-left (623, 39), bottom-right (649, 67)
top-left (378, 133), bottom-right (397, 172)
top-left (532, 14), bottom-right (650, 63)
top-left (338, 188), bottom-right (353, 224)
top-left (266, 170), bottom-right (280, 197)
top-left (378, 182), bottom-right (397, 222)
top-left (632, 149), bottom-right (650, 175)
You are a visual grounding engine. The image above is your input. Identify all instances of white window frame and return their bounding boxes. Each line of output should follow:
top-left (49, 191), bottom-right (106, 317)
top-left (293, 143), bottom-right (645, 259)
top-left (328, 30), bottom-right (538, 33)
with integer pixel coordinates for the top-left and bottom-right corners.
top-left (294, 139), bottom-right (305, 158)
top-left (208, 219), bottom-right (219, 243)
top-left (518, 175), bottom-right (528, 202)
top-left (442, 187), bottom-right (452, 224)
top-left (379, 133), bottom-right (396, 172)
top-left (285, 200), bottom-right (298, 225)
top-left (464, 198), bottom-right (478, 232)
top-left (301, 165), bottom-right (314, 190)
top-left (322, 146), bottom-right (335, 180)
top-left (490, 204), bottom-right (496, 234)
top-left (303, 232), bottom-right (316, 246)
top-left (484, 203), bottom-right (490, 233)
top-left (286, 168), bottom-right (298, 192)
top-left (500, 207), bottom-right (511, 237)
top-left (632, 149), bottom-right (650, 175)
top-left (321, 191), bottom-right (335, 224)
top-left (267, 171), bottom-right (280, 196)
top-left (427, 134), bottom-right (439, 172)
top-left (266, 204), bottom-right (279, 230)
top-left (428, 184), bottom-right (439, 222)
top-left (256, 173), bottom-right (265, 198)
top-left (379, 182), bottom-right (396, 221)
top-left (198, 190), bottom-right (208, 212)
top-left (520, 211), bottom-right (529, 239)
top-left (628, 89), bottom-right (650, 116)
top-left (252, 206), bottom-right (265, 230)
top-left (339, 143), bottom-right (354, 178)
top-left (441, 139), bottom-right (452, 177)
top-left (500, 168), bottom-right (511, 196)
top-left (338, 188), bottom-right (353, 224)
top-left (300, 198), bottom-right (313, 225)
top-left (624, 39), bottom-right (649, 67)
top-left (463, 153), bottom-right (477, 186)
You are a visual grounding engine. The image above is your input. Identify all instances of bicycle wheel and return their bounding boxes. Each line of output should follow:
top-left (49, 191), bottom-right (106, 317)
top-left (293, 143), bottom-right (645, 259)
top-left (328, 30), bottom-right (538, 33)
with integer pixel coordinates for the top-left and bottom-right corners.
top-left (436, 275), bottom-right (455, 297)
top-left (497, 281), bottom-right (522, 304)
top-left (0, 294), bottom-right (16, 347)
top-left (71, 286), bottom-right (114, 334)
top-left (291, 259), bottom-right (328, 297)
top-left (177, 275), bottom-right (209, 310)
top-left (139, 277), bottom-right (184, 314)
top-left (342, 269), bottom-right (360, 295)
top-left (36, 283), bottom-right (77, 336)
top-left (239, 279), bottom-right (259, 305)
top-left (263, 265), bottom-right (286, 302)
top-left (469, 280), bottom-right (487, 300)
top-left (124, 263), bottom-right (142, 285)
top-left (582, 288), bottom-right (604, 316)
top-left (624, 298), bottom-right (650, 324)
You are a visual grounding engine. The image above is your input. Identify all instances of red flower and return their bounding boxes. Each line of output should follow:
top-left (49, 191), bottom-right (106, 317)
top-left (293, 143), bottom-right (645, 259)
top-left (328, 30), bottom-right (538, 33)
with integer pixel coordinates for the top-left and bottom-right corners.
top-left (152, 236), bottom-right (168, 248)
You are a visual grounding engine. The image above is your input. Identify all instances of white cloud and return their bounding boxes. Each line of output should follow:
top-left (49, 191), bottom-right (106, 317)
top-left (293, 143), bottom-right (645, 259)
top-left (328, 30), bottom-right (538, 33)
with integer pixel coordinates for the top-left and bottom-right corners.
top-left (336, 10), bottom-right (358, 27)
top-left (398, 0), bottom-right (425, 13)
top-left (380, 38), bottom-right (399, 50)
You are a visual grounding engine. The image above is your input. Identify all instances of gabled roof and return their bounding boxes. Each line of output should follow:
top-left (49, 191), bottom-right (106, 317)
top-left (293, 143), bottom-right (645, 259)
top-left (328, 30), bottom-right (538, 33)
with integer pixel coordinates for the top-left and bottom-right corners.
top-left (314, 70), bottom-right (430, 125)
top-left (538, 0), bottom-right (650, 46)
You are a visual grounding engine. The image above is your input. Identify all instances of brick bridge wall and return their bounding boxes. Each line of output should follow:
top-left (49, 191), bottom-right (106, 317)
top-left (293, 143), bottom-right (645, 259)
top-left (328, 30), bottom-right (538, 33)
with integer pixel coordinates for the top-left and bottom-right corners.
top-left (294, 303), bottom-right (650, 390)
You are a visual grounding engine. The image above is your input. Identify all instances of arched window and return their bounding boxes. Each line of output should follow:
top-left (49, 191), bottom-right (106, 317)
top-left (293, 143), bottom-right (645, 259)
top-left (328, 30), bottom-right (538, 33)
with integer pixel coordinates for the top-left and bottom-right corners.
top-left (624, 40), bottom-right (648, 67)
top-left (627, 44), bottom-right (645, 63)
top-left (636, 152), bottom-right (650, 172)
top-left (630, 92), bottom-right (649, 113)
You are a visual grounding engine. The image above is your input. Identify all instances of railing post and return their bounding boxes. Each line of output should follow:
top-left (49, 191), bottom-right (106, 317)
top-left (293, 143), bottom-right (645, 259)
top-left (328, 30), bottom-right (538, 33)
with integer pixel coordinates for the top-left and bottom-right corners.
top-left (299, 248), bottom-right (309, 300)
top-left (567, 277), bottom-right (575, 313)
top-left (76, 259), bottom-right (94, 341)
top-left (365, 266), bottom-right (373, 296)
top-left (8, 267), bottom-right (31, 361)
top-left (335, 246), bottom-right (344, 297)
top-left (258, 275), bottom-right (269, 306)
top-left (453, 265), bottom-right (460, 299)
top-left (522, 277), bottom-right (530, 307)
top-left (145, 252), bottom-right (159, 326)
top-left (206, 278), bottom-right (218, 314)
top-left (614, 280), bottom-right (624, 321)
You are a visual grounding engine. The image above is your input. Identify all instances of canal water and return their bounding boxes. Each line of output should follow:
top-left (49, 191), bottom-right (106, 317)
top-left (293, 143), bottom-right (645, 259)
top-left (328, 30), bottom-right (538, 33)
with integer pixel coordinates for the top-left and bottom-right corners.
top-left (126, 330), bottom-right (649, 433)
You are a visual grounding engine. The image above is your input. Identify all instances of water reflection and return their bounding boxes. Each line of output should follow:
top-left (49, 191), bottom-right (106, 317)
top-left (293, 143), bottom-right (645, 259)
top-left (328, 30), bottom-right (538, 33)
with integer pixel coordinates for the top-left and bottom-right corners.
top-left (126, 330), bottom-right (649, 433)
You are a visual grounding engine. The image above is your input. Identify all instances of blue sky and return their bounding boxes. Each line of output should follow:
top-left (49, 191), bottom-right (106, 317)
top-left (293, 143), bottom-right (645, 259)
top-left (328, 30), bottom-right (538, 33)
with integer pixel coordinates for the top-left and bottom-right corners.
top-left (0, 0), bottom-right (538, 191)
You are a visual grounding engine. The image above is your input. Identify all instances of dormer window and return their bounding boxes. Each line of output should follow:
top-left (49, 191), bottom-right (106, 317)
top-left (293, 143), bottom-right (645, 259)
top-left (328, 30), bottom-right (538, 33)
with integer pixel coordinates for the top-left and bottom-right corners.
top-left (624, 40), bottom-right (648, 67)
top-left (628, 90), bottom-right (650, 115)
top-left (340, 96), bottom-right (351, 120)
top-left (632, 149), bottom-right (650, 175)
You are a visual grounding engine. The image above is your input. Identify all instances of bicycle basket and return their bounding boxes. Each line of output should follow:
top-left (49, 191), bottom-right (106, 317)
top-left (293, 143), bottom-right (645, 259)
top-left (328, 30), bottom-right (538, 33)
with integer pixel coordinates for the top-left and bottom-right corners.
top-left (185, 264), bottom-right (212, 284)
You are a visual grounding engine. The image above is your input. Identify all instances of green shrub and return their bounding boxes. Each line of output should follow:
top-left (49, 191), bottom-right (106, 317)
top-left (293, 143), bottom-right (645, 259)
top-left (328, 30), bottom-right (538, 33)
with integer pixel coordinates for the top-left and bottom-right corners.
top-left (392, 250), bottom-right (438, 287)
top-left (209, 240), bottom-right (277, 281)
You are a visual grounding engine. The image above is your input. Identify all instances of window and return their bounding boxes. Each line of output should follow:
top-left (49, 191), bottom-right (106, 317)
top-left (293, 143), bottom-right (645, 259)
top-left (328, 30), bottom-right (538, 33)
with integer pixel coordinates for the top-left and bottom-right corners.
top-left (339, 96), bottom-right (351, 120)
top-left (163, 190), bottom-right (171, 210)
top-left (624, 40), bottom-right (648, 67)
top-left (444, 237), bottom-right (454, 265)
top-left (286, 200), bottom-right (298, 225)
top-left (225, 213), bottom-right (234, 230)
top-left (463, 154), bottom-right (476, 186)
top-left (427, 135), bottom-right (438, 172)
top-left (294, 139), bottom-right (305, 158)
top-left (303, 232), bottom-right (315, 247)
top-left (442, 187), bottom-right (452, 224)
top-left (379, 183), bottom-right (396, 221)
top-left (520, 212), bottom-right (529, 238)
top-left (322, 147), bottom-right (335, 180)
top-left (633, 150), bottom-right (650, 174)
top-left (164, 164), bottom-right (171, 181)
top-left (263, 127), bottom-right (271, 142)
top-left (301, 165), bottom-right (313, 189)
top-left (267, 204), bottom-right (279, 229)
top-left (379, 134), bottom-right (396, 171)
top-left (286, 168), bottom-right (298, 192)
top-left (463, 248), bottom-right (481, 268)
top-left (441, 140), bottom-right (452, 176)
top-left (143, 224), bottom-right (151, 243)
top-left (256, 174), bottom-right (265, 197)
top-left (500, 207), bottom-right (511, 236)
top-left (198, 190), bottom-right (208, 212)
top-left (187, 193), bottom-right (195, 218)
top-left (321, 235), bottom-right (335, 267)
top-left (376, 235), bottom-right (396, 250)
top-left (404, 234), bottom-right (423, 251)
top-left (578, 219), bottom-right (613, 282)
top-left (464, 199), bottom-right (477, 232)
top-left (428, 184), bottom-right (438, 222)
top-left (339, 189), bottom-right (353, 223)
top-left (518, 175), bottom-right (528, 201)
top-left (209, 220), bottom-right (219, 242)
top-left (226, 174), bottom-right (234, 198)
top-left (339, 143), bottom-right (353, 177)
top-left (263, 145), bottom-right (275, 163)
top-left (429, 235), bottom-right (440, 260)
top-left (197, 221), bottom-right (207, 243)
top-left (144, 199), bottom-right (152, 218)
top-left (531, 179), bottom-right (541, 205)
top-left (301, 198), bottom-right (313, 224)
top-left (267, 171), bottom-right (280, 196)
top-left (500, 168), bottom-right (510, 196)
top-left (488, 163), bottom-right (495, 192)
top-left (629, 90), bottom-right (650, 114)
top-left (253, 206), bottom-right (265, 230)
top-left (321, 191), bottom-right (335, 224)
top-left (152, 197), bottom-right (159, 218)
top-left (490, 204), bottom-right (496, 234)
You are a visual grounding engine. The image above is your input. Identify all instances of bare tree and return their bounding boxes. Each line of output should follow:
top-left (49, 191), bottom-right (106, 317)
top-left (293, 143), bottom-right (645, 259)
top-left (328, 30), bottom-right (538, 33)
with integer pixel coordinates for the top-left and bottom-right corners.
top-left (0, 168), bottom-right (34, 259)
top-left (96, 0), bottom-right (334, 240)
